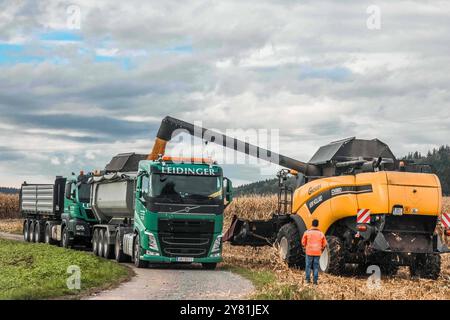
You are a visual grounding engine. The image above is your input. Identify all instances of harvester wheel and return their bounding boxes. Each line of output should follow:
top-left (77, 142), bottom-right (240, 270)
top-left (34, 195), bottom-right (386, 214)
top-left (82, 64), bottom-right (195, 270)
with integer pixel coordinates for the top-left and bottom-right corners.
top-left (320, 236), bottom-right (345, 275)
top-left (134, 234), bottom-right (148, 268)
top-left (410, 254), bottom-right (441, 280)
top-left (92, 229), bottom-right (99, 256)
top-left (276, 223), bottom-right (305, 269)
top-left (380, 263), bottom-right (399, 277)
top-left (115, 231), bottom-right (128, 263)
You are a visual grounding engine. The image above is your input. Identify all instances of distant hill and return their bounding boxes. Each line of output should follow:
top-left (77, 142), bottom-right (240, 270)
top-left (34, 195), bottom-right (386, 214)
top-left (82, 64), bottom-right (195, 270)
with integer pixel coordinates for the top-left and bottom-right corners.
top-left (0, 187), bottom-right (19, 194)
top-left (235, 145), bottom-right (450, 196)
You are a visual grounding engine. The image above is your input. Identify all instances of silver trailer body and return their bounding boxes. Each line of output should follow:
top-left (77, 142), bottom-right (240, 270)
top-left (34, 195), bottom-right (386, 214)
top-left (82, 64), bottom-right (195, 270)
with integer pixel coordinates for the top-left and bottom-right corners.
top-left (90, 172), bottom-right (136, 223)
top-left (21, 184), bottom-right (55, 215)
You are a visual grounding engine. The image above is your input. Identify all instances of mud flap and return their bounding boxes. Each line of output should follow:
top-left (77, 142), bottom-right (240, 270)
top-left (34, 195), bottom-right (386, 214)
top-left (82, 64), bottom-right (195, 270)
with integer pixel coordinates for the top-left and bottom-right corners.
top-left (371, 232), bottom-right (390, 251)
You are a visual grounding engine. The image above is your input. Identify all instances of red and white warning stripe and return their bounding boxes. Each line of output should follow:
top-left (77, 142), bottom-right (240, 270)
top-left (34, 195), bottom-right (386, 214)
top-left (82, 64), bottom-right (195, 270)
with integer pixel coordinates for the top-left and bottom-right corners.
top-left (441, 213), bottom-right (450, 229)
top-left (357, 209), bottom-right (371, 224)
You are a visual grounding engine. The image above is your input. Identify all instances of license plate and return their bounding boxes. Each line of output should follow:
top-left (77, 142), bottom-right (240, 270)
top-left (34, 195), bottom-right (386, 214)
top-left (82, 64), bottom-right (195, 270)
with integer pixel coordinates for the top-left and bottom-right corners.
top-left (176, 257), bottom-right (194, 262)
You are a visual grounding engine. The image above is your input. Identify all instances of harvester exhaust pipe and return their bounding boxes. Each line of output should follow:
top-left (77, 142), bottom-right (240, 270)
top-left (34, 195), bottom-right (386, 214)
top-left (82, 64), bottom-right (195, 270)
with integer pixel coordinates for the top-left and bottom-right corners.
top-left (148, 116), bottom-right (320, 176)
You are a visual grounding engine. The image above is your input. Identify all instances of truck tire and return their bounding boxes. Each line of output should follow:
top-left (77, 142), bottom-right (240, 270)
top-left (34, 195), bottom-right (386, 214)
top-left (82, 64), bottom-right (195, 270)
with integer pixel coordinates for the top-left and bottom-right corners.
top-left (92, 229), bottom-right (99, 256)
top-left (29, 220), bottom-right (36, 243)
top-left (276, 223), bottom-right (305, 269)
top-left (102, 230), bottom-right (114, 259)
top-left (202, 263), bottom-right (217, 270)
top-left (134, 234), bottom-right (148, 268)
top-left (45, 224), bottom-right (57, 245)
top-left (410, 254), bottom-right (441, 280)
top-left (61, 226), bottom-right (72, 249)
top-left (115, 231), bottom-right (128, 263)
top-left (320, 236), bottom-right (345, 275)
top-left (34, 222), bottom-right (44, 243)
top-left (23, 220), bottom-right (30, 242)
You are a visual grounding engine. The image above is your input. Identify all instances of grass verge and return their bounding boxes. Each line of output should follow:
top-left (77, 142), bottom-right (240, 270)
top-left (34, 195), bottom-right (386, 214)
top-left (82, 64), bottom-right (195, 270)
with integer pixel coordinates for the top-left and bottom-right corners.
top-left (0, 239), bottom-right (131, 300)
top-left (222, 264), bottom-right (322, 300)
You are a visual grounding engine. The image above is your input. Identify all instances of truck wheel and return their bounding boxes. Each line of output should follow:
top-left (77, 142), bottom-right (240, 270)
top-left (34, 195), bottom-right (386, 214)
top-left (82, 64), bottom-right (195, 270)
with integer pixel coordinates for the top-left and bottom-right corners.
top-left (202, 263), bottom-right (217, 270)
top-left (134, 234), bottom-right (148, 268)
top-left (23, 220), bottom-right (30, 242)
top-left (276, 223), bottom-right (305, 269)
top-left (29, 221), bottom-right (36, 243)
top-left (410, 254), bottom-right (441, 280)
top-left (320, 236), bottom-right (345, 275)
top-left (45, 224), bottom-right (56, 245)
top-left (34, 222), bottom-right (43, 243)
top-left (61, 226), bottom-right (72, 249)
top-left (92, 229), bottom-right (99, 256)
top-left (115, 231), bottom-right (128, 263)
top-left (102, 230), bottom-right (113, 259)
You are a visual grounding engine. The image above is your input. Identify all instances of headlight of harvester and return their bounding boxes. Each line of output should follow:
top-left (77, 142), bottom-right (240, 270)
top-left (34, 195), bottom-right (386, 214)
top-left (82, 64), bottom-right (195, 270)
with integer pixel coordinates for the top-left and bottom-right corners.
top-left (211, 235), bottom-right (222, 253)
top-left (144, 231), bottom-right (159, 251)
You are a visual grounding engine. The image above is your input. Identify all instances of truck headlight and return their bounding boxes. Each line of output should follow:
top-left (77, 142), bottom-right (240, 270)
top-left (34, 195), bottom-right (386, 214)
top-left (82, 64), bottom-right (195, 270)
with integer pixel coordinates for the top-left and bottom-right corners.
top-left (144, 231), bottom-right (159, 251)
top-left (75, 225), bottom-right (85, 231)
top-left (211, 235), bottom-right (222, 253)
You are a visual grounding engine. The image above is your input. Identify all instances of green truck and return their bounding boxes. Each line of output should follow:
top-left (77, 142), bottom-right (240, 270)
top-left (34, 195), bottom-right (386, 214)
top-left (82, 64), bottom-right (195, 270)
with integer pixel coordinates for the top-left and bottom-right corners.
top-left (90, 153), bottom-right (232, 269)
top-left (21, 173), bottom-right (97, 247)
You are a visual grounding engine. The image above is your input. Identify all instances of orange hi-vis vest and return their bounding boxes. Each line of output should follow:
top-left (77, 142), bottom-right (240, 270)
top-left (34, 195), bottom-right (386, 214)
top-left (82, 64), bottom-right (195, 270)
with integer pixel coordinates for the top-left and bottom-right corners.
top-left (301, 228), bottom-right (327, 256)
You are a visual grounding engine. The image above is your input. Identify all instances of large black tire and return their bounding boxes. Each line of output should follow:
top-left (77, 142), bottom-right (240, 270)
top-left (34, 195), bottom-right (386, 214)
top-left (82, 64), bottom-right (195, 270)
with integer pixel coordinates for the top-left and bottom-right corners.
top-left (276, 223), bottom-right (305, 269)
top-left (134, 234), bottom-right (148, 268)
top-left (202, 263), bottom-right (217, 270)
top-left (410, 254), bottom-right (441, 280)
top-left (319, 236), bottom-right (345, 275)
top-left (29, 220), bottom-right (36, 243)
top-left (61, 226), bottom-right (72, 248)
top-left (92, 229), bottom-right (99, 256)
top-left (44, 224), bottom-right (57, 245)
top-left (115, 231), bottom-right (128, 263)
top-left (102, 230), bottom-right (114, 259)
top-left (380, 263), bottom-right (399, 277)
top-left (34, 221), bottom-right (44, 243)
top-left (23, 220), bottom-right (30, 242)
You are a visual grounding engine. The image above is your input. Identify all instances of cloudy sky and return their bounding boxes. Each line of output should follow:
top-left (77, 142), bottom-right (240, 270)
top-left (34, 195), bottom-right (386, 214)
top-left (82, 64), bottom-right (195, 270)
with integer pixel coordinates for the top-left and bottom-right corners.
top-left (0, 0), bottom-right (449, 187)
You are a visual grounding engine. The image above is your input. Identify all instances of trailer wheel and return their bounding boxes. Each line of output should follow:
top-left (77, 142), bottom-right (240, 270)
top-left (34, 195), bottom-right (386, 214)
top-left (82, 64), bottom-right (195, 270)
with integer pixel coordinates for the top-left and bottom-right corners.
top-left (115, 231), bottom-right (128, 263)
top-left (320, 236), bottom-right (345, 275)
top-left (92, 229), bottom-right (99, 256)
top-left (102, 231), bottom-right (114, 259)
top-left (410, 254), bottom-right (441, 280)
top-left (23, 220), bottom-right (30, 242)
top-left (34, 222), bottom-right (43, 243)
top-left (202, 263), bottom-right (217, 270)
top-left (29, 221), bottom-right (36, 243)
top-left (134, 234), bottom-right (148, 268)
top-left (276, 223), bottom-right (305, 269)
top-left (61, 226), bottom-right (72, 249)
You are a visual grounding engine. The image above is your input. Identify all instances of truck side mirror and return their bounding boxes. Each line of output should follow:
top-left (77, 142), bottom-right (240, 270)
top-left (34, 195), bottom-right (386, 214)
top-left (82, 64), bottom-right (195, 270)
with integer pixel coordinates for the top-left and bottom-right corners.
top-left (223, 177), bottom-right (233, 207)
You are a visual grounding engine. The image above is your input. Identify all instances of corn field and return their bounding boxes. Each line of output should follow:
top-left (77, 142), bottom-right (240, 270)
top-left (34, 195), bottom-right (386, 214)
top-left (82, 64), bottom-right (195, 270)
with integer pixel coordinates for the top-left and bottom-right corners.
top-left (223, 195), bottom-right (450, 300)
top-left (0, 194), bottom-right (20, 219)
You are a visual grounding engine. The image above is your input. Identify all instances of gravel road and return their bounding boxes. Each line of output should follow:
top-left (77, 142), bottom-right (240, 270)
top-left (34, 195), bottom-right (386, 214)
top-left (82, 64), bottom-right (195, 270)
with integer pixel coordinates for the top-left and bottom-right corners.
top-left (0, 232), bottom-right (254, 300)
top-left (88, 263), bottom-right (254, 300)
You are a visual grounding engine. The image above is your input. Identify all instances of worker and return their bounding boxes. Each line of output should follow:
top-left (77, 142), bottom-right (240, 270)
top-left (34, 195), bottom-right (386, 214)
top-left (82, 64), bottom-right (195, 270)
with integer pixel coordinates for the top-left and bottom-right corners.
top-left (301, 219), bottom-right (327, 285)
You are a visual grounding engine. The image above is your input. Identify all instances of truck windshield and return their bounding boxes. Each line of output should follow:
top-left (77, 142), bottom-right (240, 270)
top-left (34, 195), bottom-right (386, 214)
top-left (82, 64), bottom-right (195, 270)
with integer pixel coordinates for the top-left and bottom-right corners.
top-left (78, 184), bottom-right (91, 203)
top-left (151, 174), bottom-right (222, 203)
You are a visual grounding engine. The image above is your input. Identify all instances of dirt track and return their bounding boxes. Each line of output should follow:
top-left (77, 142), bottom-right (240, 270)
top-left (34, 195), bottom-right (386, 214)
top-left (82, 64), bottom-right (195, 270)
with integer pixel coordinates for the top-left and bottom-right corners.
top-left (0, 231), bottom-right (254, 300)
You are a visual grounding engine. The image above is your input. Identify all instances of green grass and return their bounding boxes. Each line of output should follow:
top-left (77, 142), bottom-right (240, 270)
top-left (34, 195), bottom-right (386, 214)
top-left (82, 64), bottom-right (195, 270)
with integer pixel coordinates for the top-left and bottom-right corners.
top-left (222, 265), bottom-right (322, 300)
top-left (0, 239), bottom-right (130, 300)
